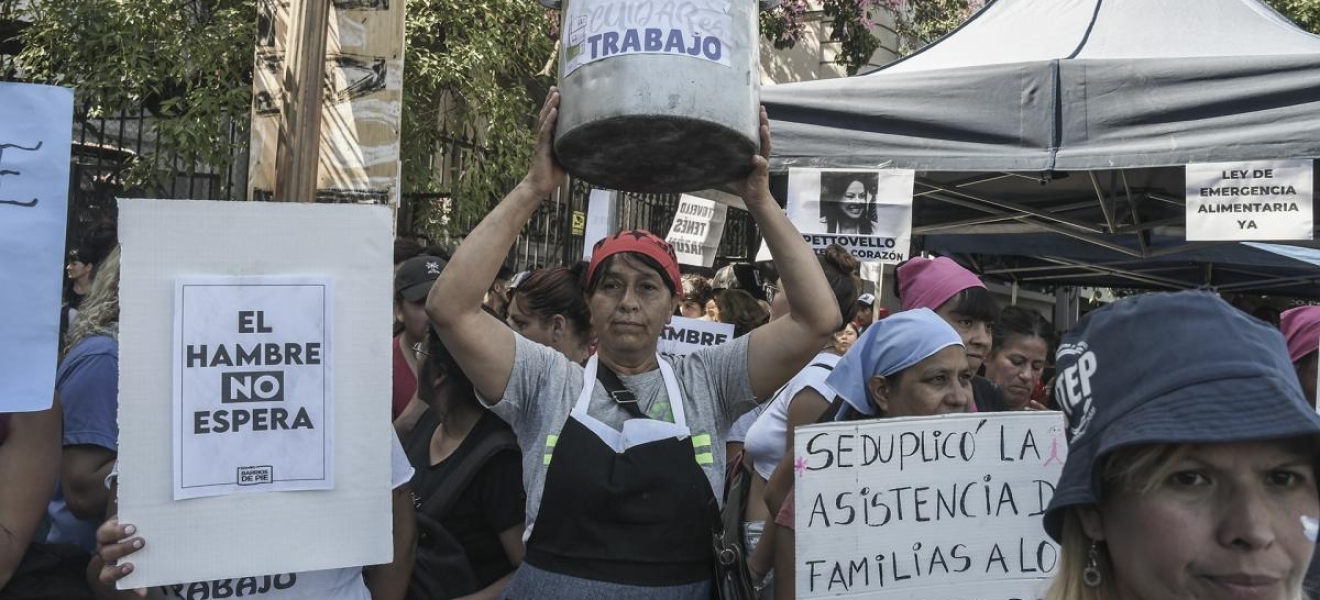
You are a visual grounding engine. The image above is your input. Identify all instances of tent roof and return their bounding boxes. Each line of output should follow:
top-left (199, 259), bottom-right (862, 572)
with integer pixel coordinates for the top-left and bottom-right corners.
top-left (762, 0), bottom-right (1320, 172)
top-left (880, 0), bottom-right (1320, 74)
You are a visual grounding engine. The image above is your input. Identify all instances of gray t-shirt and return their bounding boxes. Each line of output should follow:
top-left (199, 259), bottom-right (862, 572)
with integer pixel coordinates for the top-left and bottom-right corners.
top-left (484, 334), bottom-right (757, 537)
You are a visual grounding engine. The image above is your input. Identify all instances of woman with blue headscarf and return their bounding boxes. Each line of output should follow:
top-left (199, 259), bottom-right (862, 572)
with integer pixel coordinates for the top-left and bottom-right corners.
top-left (765, 309), bottom-right (973, 599)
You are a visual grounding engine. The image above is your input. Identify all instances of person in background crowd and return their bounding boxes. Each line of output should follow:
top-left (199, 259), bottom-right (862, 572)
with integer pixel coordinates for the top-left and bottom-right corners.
top-left (1040, 291), bottom-right (1319, 600)
top-left (713, 289), bottom-right (769, 339)
top-left (853, 293), bottom-right (875, 335)
top-left (61, 232), bottom-right (115, 346)
top-left (1280, 306), bottom-right (1319, 408)
top-left (405, 324), bottom-right (524, 600)
top-left (679, 274), bottom-right (713, 320)
top-left (983, 305), bottom-right (1053, 411)
top-left (483, 267), bottom-right (514, 321)
top-left (0, 401), bottom-right (62, 594)
top-left (393, 256), bottom-right (447, 431)
top-left (770, 310), bottom-right (973, 598)
top-left (425, 90), bottom-right (839, 599)
top-left (895, 255), bottom-right (1004, 412)
top-left (712, 263), bottom-right (765, 300)
top-left (832, 322), bottom-right (858, 354)
top-left (65, 249), bottom-right (94, 310)
top-left (733, 244), bottom-right (861, 597)
top-left (93, 432), bottom-right (417, 600)
top-left (506, 266), bottom-right (593, 364)
top-left (46, 247), bottom-right (121, 555)
top-left (394, 238), bottom-right (426, 266)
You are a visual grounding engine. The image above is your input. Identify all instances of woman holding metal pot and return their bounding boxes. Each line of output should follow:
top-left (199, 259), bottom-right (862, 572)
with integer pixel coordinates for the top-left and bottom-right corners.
top-left (425, 89), bottom-right (841, 599)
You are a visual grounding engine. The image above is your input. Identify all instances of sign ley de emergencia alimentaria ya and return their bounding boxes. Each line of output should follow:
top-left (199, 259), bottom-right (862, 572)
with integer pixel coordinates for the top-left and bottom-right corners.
top-left (1185, 160), bottom-right (1313, 241)
top-left (173, 276), bottom-right (334, 500)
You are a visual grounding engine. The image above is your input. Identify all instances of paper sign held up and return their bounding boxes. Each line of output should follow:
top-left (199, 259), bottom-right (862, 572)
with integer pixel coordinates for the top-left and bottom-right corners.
top-left (665, 194), bottom-right (728, 267)
top-left (659, 316), bottom-right (734, 358)
top-left (173, 276), bottom-right (335, 500)
top-left (0, 83), bottom-right (72, 413)
top-left (794, 412), bottom-right (1066, 599)
top-left (117, 199), bottom-right (393, 588)
top-left (1185, 160), bottom-right (1313, 241)
top-left (786, 168), bottom-right (914, 266)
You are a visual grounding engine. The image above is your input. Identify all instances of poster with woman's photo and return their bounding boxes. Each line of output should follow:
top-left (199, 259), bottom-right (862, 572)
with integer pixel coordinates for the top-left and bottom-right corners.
top-left (786, 168), bottom-right (914, 265)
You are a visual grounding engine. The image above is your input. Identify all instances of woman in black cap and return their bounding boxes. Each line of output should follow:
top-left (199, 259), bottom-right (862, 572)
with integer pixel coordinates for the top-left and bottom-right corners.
top-left (1042, 291), bottom-right (1320, 600)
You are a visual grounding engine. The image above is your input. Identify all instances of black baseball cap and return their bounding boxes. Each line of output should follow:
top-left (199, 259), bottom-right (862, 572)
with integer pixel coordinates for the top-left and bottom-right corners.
top-left (1043, 291), bottom-right (1320, 541)
top-left (395, 255), bottom-right (447, 303)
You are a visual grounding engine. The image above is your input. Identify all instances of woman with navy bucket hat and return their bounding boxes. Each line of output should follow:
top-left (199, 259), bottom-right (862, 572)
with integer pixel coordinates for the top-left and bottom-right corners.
top-left (1041, 291), bottom-right (1320, 600)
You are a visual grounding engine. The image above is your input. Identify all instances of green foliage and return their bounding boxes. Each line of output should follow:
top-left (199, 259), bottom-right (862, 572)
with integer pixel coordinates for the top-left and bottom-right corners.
top-left (887, 0), bottom-right (983, 55)
top-left (15, 0), bottom-right (557, 236)
top-left (16, 0), bottom-right (256, 191)
top-left (760, 0), bottom-right (1318, 71)
top-left (1264, 0), bottom-right (1320, 33)
top-left (402, 0), bottom-right (557, 239)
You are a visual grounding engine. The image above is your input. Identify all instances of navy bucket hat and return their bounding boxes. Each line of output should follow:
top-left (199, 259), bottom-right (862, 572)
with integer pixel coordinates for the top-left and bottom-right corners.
top-left (1043, 291), bottom-right (1320, 541)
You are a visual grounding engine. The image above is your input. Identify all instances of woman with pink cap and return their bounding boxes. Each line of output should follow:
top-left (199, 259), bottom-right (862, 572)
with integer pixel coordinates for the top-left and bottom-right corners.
top-left (895, 255), bottom-right (1005, 411)
top-left (424, 90), bottom-right (841, 599)
top-left (1280, 306), bottom-right (1320, 407)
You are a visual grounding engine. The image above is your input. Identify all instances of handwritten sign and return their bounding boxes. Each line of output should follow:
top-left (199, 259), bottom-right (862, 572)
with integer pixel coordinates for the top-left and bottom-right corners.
top-left (787, 168), bottom-right (914, 265)
top-left (659, 316), bottom-right (734, 358)
top-left (1186, 160), bottom-right (1313, 241)
top-left (0, 83), bottom-right (73, 412)
top-left (173, 276), bottom-right (334, 500)
top-left (665, 194), bottom-right (728, 267)
top-left (561, 0), bottom-right (735, 76)
top-left (794, 412), bottom-right (1066, 599)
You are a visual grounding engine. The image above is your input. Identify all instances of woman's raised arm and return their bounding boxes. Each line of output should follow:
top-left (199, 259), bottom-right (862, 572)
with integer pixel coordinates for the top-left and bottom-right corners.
top-left (426, 89), bottom-right (566, 403)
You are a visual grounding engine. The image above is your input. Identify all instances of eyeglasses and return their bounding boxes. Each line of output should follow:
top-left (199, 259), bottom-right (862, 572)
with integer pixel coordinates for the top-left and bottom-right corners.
top-left (412, 342), bottom-right (432, 357)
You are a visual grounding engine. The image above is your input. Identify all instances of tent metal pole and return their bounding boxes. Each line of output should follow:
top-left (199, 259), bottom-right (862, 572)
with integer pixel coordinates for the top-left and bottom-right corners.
top-left (918, 190), bottom-right (1144, 257)
top-left (913, 199), bottom-right (1098, 233)
top-left (1035, 256), bottom-right (1191, 288)
top-left (915, 180), bottom-right (1106, 233)
top-left (1217, 275), bottom-right (1320, 292)
top-left (1088, 172), bottom-right (1119, 234)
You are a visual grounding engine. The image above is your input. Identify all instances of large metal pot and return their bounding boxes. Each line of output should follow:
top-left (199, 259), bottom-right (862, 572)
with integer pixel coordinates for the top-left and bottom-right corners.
top-left (551, 0), bottom-right (761, 193)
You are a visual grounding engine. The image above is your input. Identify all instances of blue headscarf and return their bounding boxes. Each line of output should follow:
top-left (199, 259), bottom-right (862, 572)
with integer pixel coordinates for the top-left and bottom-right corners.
top-left (825, 308), bottom-right (964, 417)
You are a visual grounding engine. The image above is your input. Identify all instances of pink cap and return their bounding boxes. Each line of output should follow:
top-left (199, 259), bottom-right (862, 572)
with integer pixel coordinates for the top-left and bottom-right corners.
top-left (896, 256), bottom-right (985, 311)
top-left (1280, 306), bottom-right (1320, 363)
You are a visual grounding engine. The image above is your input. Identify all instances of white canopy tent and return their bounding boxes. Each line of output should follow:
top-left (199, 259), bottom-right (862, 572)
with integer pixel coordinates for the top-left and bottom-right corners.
top-left (759, 0), bottom-right (1320, 295)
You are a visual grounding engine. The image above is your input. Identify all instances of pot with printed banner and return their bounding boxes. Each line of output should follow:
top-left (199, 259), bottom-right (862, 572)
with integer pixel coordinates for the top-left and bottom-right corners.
top-left (552, 0), bottom-right (761, 193)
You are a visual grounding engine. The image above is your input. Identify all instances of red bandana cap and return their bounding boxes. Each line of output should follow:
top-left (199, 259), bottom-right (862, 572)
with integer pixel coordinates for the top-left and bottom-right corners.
top-left (587, 230), bottom-right (683, 299)
top-left (1280, 306), bottom-right (1320, 363)
top-left (896, 256), bottom-right (985, 311)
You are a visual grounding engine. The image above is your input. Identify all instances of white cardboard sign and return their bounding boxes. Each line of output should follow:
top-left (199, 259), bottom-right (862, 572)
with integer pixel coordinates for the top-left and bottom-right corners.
top-left (794, 412), bottom-right (1066, 599)
top-left (1186, 160), bottom-right (1314, 241)
top-left (787, 168), bottom-right (914, 265)
top-left (0, 83), bottom-right (72, 412)
top-left (658, 316), bottom-right (734, 358)
top-left (173, 276), bottom-right (335, 500)
top-left (582, 189), bottom-right (617, 261)
top-left (117, 199), bottom-right (393, 588)
top-left (665, 194), bottom-right (728, 267)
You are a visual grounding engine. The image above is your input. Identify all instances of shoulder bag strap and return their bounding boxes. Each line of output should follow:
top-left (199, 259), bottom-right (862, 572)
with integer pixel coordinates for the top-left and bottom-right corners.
top-left (596, 362), bottom-right (649, 419)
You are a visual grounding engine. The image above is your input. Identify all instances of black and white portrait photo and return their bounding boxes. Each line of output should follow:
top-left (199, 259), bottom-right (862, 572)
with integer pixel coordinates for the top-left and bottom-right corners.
top-left (818, 171), bottom-right (880, 235)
